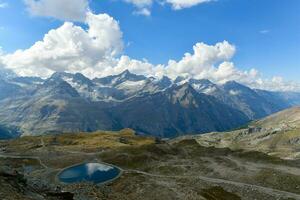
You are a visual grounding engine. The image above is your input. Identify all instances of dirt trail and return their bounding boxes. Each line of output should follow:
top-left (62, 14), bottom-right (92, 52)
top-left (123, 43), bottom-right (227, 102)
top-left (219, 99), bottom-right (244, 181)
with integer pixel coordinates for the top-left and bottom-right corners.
top-left (2, 142), bottom-right (300, 200)
top-left (0, 154), bottom-right (48, 169)
top-left (127, 169), bottom-right (300, 199)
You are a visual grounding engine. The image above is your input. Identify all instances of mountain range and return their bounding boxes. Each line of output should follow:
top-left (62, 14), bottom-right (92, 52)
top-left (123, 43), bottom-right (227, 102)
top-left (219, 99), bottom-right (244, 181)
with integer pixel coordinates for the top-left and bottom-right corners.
top-left (0, 69), bottom-right (300, 138)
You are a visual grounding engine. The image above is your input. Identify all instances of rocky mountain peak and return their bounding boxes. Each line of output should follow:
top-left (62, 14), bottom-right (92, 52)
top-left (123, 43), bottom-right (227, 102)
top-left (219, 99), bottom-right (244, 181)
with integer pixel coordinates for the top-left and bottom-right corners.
top-left (223, 80), bottom-right (248, 90)
top-left (50, 71), bottom-right (72, 80)
top-left (155, 76), bottom-right (173, 88)
top-left (189, 78), bottom-right (218, 94)
top-left (120, 69), bottom-right (130, 76)
top-left (189, 78), bottom-right (213, 85)
top-left (222, 80), bottom-right (256, 96)
top-left (94, 70), bottom-right (147, 87)
top-left (40, 75), bottom-right (80, 98)
top-left (167, 83), bottom-right (199, 107)
top-left (174, 76), bottom-right (187, 84)
top-left (73, 73), bottom-right (94, 87)
top-left (118, 70), bottom-right (147, 82)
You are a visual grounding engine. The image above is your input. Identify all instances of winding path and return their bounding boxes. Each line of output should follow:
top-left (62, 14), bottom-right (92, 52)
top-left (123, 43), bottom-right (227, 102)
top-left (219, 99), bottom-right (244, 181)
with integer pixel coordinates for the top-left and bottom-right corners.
top-left (0, 154), bottom-right (49, 169)
top-left (1, 143), bottom-right (300, 200)
top-left (126, 169), bottom-right (300, 199)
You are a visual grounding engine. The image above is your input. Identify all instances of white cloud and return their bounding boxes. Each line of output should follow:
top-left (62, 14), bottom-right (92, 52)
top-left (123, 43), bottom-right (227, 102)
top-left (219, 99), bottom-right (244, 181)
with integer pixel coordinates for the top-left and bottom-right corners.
top-left (23, 0), bottom-right (89, 22)
top-left (133, 8), bottom-right (151, 16)
top-left (165, 0), bottom-right (213, 10)
top-left (124, 0), bottom-right (152, 16)
top-left (0, 10), bottom-right (299, 92)
top-left (125, 0), bottom-right (153, 8)
top-left (160, 43), bottom-right (300, 91)
top-left (163, 41), bottom-right (236, 80)
top-left (123, 0), bottom-right (213, 16)
top-left (260, 29), bottom-right (270, 34)
top-left (79, 55), bottom-right (158, 79)
top-left (22, 0), bottom-right (212, 19)
top-left (0, 12), bottom-right (123, 77)
top-left (250, 76), bottom-right (300, 92)
top-left (0, 1), bottom-right (8, 8)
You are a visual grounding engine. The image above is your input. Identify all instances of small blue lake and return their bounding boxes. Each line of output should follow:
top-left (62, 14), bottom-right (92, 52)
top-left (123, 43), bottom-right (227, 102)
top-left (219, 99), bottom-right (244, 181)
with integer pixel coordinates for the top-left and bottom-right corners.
top-left (58, 163), bottom-right (121, 184)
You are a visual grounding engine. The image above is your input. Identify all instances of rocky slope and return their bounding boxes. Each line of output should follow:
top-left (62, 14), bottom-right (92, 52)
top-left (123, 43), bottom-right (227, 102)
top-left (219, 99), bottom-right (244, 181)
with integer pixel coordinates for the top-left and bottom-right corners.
top-left (111, 83), bottom-right (249, 137)
top-left (194, 107), bottom-right (300, 159)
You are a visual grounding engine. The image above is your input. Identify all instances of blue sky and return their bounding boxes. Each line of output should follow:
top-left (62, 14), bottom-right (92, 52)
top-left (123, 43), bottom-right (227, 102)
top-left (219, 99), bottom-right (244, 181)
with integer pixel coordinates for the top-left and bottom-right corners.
top-left (0, 0), bottom-right (299, 90)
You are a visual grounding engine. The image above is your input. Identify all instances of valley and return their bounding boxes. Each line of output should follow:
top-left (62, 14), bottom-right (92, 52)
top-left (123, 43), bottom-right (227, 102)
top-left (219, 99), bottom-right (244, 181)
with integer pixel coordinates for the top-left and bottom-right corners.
top-left (0, 128), bottom-right (300, 200)
top-left (1, 2), bottom-right (300, 199)
top-left (1, 70), bottom-right (300, 199)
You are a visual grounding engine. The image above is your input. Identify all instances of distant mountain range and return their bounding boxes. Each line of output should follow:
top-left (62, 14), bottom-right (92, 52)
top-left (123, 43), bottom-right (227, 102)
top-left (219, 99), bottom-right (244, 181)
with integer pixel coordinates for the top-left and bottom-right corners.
top-left (0, 69), bottom-right (300, 138)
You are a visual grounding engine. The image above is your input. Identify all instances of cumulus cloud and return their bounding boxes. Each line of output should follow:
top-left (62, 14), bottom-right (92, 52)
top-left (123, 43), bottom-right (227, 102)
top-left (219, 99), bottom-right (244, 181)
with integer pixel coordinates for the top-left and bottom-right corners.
top-left (125, 0), bottom-right (153, 7)
top-left (133, 8), bottom-right (151, 16)
top-left (160, 43), bottom-right (300, 92)
top-left (250, 77), bottom-right (300, 92)
top-left (165, 0), bottom-right (213, 10)
top-left (0, 10), bottom-right (299, 92)
top-left (163, 41), bottom-right (236, 80)
top-left (23, 0), bottom-right (89, 22)
top-left (123, 0), bottom-right (213, 16)
top-left (22, 0), bottom-right (213, 19)
top-left (124, 0), bottom-right (152, 16)
top-left (0, 12), bottom-right (123, 77)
